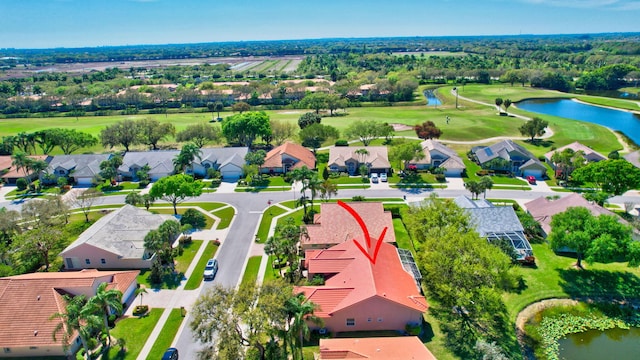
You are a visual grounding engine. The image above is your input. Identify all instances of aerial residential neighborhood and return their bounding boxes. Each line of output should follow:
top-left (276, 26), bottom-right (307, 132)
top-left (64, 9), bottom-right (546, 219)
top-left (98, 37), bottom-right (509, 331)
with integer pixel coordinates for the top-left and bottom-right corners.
top-left (2, 4), bottom-right (640, 360)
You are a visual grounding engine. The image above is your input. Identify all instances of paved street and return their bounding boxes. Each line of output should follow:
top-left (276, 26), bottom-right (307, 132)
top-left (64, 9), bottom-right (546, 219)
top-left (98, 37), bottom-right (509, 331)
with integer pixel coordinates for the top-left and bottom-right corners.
top-left (2, 180), bottom-right (639, 359)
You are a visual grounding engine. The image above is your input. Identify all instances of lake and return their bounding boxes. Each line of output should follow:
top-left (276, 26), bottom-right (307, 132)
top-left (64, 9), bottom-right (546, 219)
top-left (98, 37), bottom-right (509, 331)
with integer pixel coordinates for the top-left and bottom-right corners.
top-left (516, 98), bottom-right (640, 145)
top-left (558, 327), bottom-right (640, 360)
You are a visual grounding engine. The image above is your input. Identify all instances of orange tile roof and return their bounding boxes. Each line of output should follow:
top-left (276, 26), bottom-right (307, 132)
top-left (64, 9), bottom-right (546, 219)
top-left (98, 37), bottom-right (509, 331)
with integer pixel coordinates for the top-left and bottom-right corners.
top-left (297, 241), bottom-right (427, 317)
top-left (0, 269), bottom-right (139, 348)
top-left (263, 142), bottom-right (316, 170)
top-left (304, 203), bottom-right (396, 248)
top-left (0, 155), bottom-right (50, 179)
top-left (319, 337), bottom-right (437, 359)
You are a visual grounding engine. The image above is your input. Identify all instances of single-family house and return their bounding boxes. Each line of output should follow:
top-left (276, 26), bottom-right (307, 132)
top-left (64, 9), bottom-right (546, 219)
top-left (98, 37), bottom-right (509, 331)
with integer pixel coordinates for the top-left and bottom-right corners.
top-left (318, 337), bottom-right (436, 360)
top-left (328, 146), bottom-right (391, 175)
top-left (455, 195), bottom-right (534, 262)
top-left (302, 202), bottom-right (396, 250)
top-left (118, 150), bottom-right (178, 181)
top-left (46, 154), bottom-right (113, 185)
top-left (60, 205), bottom-right (179, 269)
top-left (544, 141), bottom-right (606, 177)
top-left (0, 269), bottom-right (139, 358)
top-left (191, 147), bottom-right (248, 180)
top-left (261, 142), bottom-right (316, 174)
top-left (524, 193), bottom-right (621, 237)
top-left (296, 241), bottom-right (427, 333)
top-left (0, 155), bottom-right (51, 185)
top-left (472, 139), bottom-right (546, 179)
top-left (407, 139), bottom-right (465, 176)
top-left (624, 150), bottom-right (640, 169)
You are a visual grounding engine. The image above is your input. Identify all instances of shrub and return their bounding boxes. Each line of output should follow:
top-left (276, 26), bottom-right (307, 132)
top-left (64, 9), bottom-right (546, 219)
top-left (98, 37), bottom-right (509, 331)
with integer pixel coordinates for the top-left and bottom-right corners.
top-left (133, 305), bottom-right (149, 316)
top-left (405, 323), bottom-right (422, 336)
top-left (476, 170), bottom-right (490, 177)
top-left (138, 180), bottom-right (150, 188)
top-left (16, 178), bottom-right (27, 191)
top-left (180, 208), bottom-right (207, 229)
top-left (316, 152), bottom-right (329, 163)
top-left (352, 195), bottom-right (365, 201)
top-left (108, 314), bottom-right (117, 328)
top-left (335, 139), bottom-right (349, 146)
top-left (435, 174), bottom-right (446, 182)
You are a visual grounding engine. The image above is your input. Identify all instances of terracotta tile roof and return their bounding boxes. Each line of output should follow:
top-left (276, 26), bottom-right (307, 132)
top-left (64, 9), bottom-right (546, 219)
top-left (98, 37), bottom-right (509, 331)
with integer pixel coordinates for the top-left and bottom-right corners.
top-left (304, 203), bottom-right (395, 248)
top-left (0, 269), bottom-right (139, 348)
top-left (263, 142), bottom-right (316, 170)
top-left (319, 336), bottom-right (437, 359)
top-left (297, 241), bottom-right (427, 317)
top-left (0, 155), bottom-right (50, 180)
top-left (524, 193), bottom-right (617, 235)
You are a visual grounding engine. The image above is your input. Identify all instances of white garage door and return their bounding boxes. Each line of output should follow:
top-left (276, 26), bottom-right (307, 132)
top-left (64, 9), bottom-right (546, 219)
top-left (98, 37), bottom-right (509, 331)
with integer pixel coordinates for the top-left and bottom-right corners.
top-left (221, 169), bottom-right (243, 180)
top-left (522, 169), bottom-right (544, 179)
top-left (75, 177), bottom-right (93, 185)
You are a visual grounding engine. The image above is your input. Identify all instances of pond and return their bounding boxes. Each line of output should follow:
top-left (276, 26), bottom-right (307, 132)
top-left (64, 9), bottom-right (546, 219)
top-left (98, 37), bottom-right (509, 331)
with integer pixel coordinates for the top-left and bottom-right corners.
top-left (516, 98), bottom-right (640, 145)
top-left (558, 327), bottom-right (640, 359)
top-left (423, 90), bottom-right (442, 107)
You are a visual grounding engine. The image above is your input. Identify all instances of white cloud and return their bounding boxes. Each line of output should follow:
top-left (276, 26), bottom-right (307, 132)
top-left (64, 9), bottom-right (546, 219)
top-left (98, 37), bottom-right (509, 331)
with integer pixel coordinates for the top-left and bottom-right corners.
top-left (520, 0), bottom-right (640, 10)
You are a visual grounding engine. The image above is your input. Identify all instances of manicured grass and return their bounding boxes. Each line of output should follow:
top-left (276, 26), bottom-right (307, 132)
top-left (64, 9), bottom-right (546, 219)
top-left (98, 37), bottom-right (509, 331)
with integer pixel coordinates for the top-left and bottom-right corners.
top-left (97, 181), bottom-right (141, 192)
top-left (5, 185), bottom-right (62, 198)
top-left (263, 256), bottom-right (280, 282)
top-left (388, 172), bottom-right (439, 184)
top-left (184, 241), bottom-right (219, 290)
top-left (277, 205), bottom-right (320, 227)
top-left (147, 308), bottom-right (185, 360)
top-left (392, 218), bottom-right (413, 251)
top-left (462, 158), bottom-right (528, 185)
top-left (211, 206), bottom-right (235, 229)
top-left (331, 176), bottom-right (371, 185)
top-left (178, 202), bottom-right (227, 211)
top-left (575, 94), bottom-right (640, 112)
top-left (136, 240), bottom-right (202, 289)
top-left (256, 205), bottom-right (288, 243)
top-left (235, 186), bottom-right (292, 192)
top-left (337, 184), bottom-right (372, 189)
top-left (104, 308), bottom-right (163, 360)
top-left (240, 256), bottom-right (262, 287)
top-left (149, 207), bottom-right (215, 229)
top-left (503, 243), bottom-right (640, 320)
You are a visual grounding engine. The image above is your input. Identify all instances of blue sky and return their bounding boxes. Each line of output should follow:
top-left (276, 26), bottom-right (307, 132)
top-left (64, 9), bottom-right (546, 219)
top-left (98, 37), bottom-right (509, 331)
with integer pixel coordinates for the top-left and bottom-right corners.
top-left (0, 0), bottom-right (639, 49)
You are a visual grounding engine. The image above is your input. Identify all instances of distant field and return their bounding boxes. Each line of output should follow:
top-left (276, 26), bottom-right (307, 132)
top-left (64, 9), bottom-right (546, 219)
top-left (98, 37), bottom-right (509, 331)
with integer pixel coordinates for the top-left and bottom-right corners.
top-left (0, 85), bottom-right (624, 156)
top-left (392, 51), bottom-right (467, 57)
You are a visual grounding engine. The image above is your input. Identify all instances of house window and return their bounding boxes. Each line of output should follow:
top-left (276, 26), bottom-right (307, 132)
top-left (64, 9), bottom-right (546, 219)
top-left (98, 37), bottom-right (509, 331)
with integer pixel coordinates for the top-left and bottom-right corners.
top-left (367, 317), bottom-right (372, 322)
top-left (346, 318), bottom-right (355, 326)
top-left (85, 259), bottom-right (91, 265)
top-left (29, 347), bottom-right (38, 350)
top-left (377, 317), bottom-right (383, 322)
top-left (3, 348), bottom-right (10, 353)
top-left (101, 259), bottom-right (106, 264)
top-left (204, 163), bottom-right (211, 169)
top-left (58, 170), bottom-right (65, 175)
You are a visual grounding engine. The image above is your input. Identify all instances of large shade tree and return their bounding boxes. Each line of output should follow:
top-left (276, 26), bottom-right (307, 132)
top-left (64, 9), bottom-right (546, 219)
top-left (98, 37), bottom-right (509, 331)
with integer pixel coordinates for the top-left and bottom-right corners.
top-left (149, 174), bottom-right (204, 215)
top-left (222, 111), bottom-right (271, 148)
top-left (519, 117), bottom-right (548, 142)
top-left (571, 159), bottom-right (640, 195)
top-left (175, 122), bottom-right (222, 148)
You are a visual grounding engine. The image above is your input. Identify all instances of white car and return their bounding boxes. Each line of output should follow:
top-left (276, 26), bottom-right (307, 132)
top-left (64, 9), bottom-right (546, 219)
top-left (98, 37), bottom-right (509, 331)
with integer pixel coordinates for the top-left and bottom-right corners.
top-left (370, 173), bottom-right (379, 183)
top-left (380, 173), bottom-right (388, 182)
top-left (203, 259), bottom-right (218, 280)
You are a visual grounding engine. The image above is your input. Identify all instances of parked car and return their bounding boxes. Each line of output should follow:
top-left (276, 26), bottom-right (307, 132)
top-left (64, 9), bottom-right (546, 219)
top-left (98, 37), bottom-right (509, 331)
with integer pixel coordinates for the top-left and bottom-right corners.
top-left (370, 173), bottom-right (379, 183)
top-left (162, 348), bottom-right (179, 360)
top-left (526, 175), bottom-right (537, 185)
top-left (203, 259), bottom-right (218, 280)
top-left (380, 173), bottom-right (388, 182)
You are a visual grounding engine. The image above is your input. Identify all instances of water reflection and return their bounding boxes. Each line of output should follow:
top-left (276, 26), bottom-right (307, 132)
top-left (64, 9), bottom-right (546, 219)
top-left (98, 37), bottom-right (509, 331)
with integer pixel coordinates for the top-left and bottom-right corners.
top-left (559, 327), bottom-right (640, 360)
top-left (423, 90), bottom-right (442, 106)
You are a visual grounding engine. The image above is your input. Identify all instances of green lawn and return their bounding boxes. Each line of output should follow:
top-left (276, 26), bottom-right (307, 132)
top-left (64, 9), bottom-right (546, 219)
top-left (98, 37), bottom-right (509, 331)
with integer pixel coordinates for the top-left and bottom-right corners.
top-left (263, 256), bottom-right (280, 282)
top-left (392, 218), bottom-right (413, 252)
top-left (103, 308), bottom-right (163, 360)
top-left (136, 240), bottom-right (202, 289)
top-left (331, 176), bottom-right (371, 185)
top-left (147, 308), bottom-right (185, 360)
top-left (211, 206), bottom-right (235, 229)
top-left (149, 207), bottom-right (215, 229)
top-left (503, 243), bottom-right (640, 320)
top-left (256, 205), bottom-right (288, 243)
top-left (240, 256), bottom-right (262, 287)
top-left (184, 241), bottom-right (219, 290)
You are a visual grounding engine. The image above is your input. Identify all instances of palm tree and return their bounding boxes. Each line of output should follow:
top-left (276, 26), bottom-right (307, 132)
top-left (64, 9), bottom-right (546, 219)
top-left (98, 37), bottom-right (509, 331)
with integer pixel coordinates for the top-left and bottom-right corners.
top-left (464, 180), bottom-right (483, 200)
top-left (87, 282), bottom-right (123, 348)
top-left (285, 294), bottom-right (323, 360)
top-left (302, 175), bottom-right (323, 222)
top-left (479, 176), bottom-right (494, 199)
top-left (290, 166), bottom-right (315, 220)
top-left (51, 295), bottom-right (102, 360)
top-left (135, 287), bottom-right (148, 306)
top-left (11, 151), bottom-right (30, 185)
top-left (319, 180), bottom-right (338, 202)
top-left (173, 143), bottom-right (202, 174)
top-left (354, 148), bottom-right (370, 175)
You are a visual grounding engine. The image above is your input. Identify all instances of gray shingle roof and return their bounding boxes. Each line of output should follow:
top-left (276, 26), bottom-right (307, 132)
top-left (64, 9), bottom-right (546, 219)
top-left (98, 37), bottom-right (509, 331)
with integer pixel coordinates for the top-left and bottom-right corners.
top-left (47, 154), bottom-right (112, 178)
top-left (119, 150), bottom-right (179, 175)
top-left (198, 147), bottom-right (248, 167)
top-left (62, 205), bottom-right (177, 259)
top-left (474, 139), bottom-right (534, 164)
